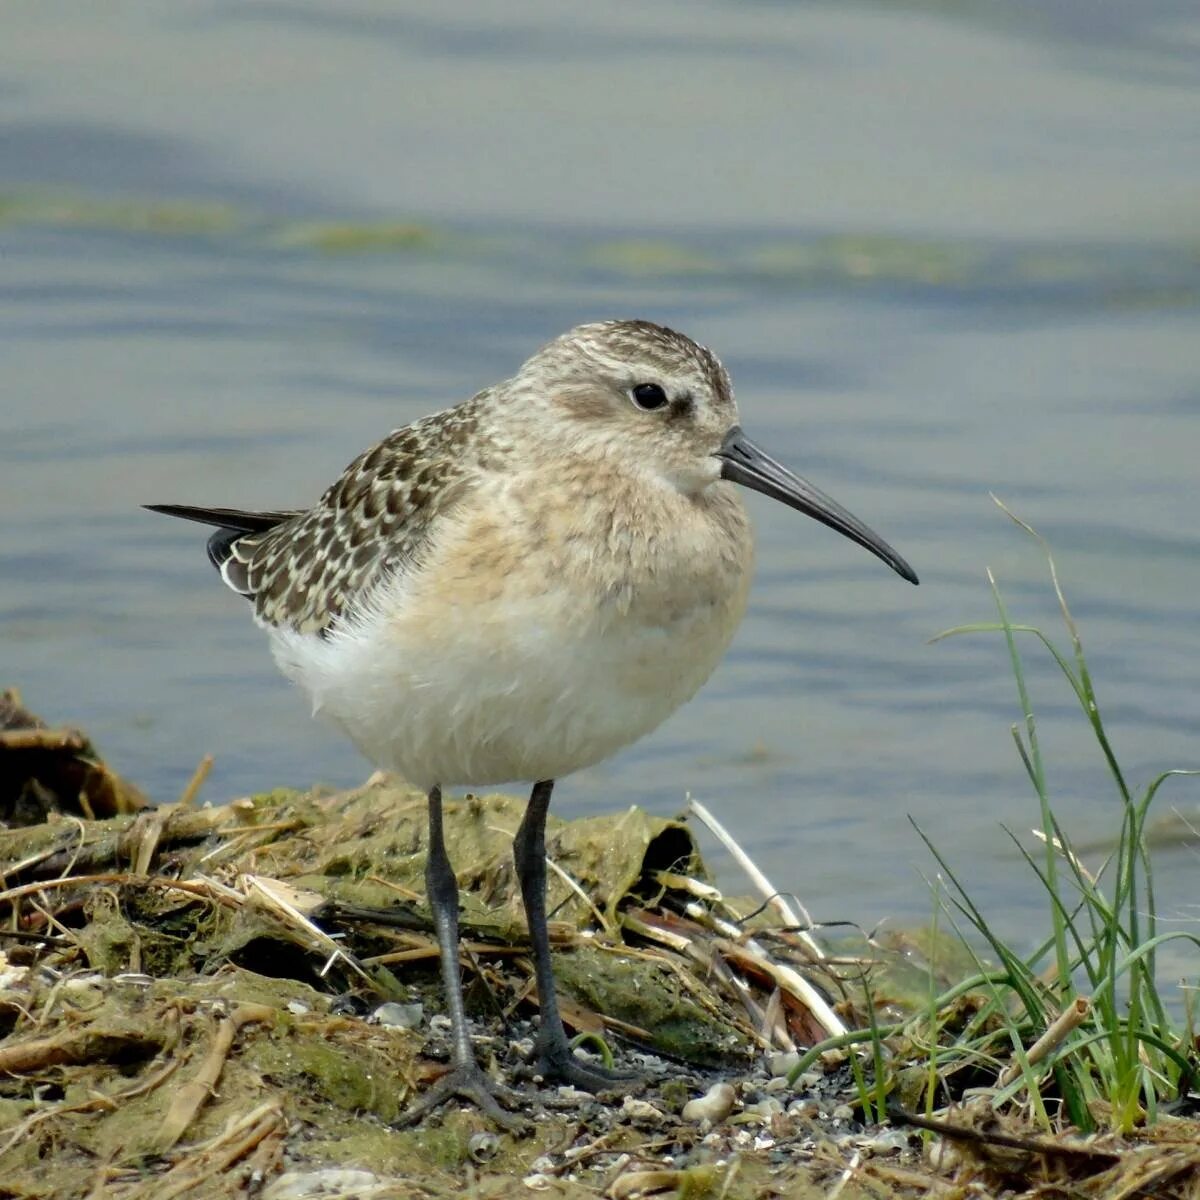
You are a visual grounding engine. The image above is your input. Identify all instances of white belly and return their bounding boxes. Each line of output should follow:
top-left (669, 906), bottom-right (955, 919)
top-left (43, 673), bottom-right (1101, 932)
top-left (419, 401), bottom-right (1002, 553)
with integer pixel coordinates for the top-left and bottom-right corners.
top-left (269, 579), bottom-right (741, 790)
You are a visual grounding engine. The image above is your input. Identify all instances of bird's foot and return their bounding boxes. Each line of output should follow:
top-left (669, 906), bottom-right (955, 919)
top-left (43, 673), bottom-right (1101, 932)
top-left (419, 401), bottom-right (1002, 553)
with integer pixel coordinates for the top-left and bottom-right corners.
top-left (396, 1062), bottom-right (530, 1133)
top-left (535, 1044), bottom-right (641, 1093)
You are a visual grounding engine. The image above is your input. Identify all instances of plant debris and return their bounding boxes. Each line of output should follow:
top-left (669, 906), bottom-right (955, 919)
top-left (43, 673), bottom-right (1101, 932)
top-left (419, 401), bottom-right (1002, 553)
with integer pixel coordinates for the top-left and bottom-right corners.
top-left (1, 697), bottom-right (1198, 1198)
top-left (0, 688), bottom-right (147, 825)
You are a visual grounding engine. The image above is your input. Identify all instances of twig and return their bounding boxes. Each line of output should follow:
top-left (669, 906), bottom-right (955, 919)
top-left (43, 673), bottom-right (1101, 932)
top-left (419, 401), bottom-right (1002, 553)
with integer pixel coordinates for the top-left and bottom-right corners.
top-left (0, 728), bottom-right (87, 752)
top-left (363, 939), bottom-right (532, 966)
top-left (0, 873), bottom-right (243, 910)
top-left (887, 1104), bottom-right (1121, 1165)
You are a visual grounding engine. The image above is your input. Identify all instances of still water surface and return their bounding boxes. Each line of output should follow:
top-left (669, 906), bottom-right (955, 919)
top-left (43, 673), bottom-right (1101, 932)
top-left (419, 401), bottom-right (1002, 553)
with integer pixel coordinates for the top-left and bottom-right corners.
top-left (2, 2), bottom-right (1198, 967)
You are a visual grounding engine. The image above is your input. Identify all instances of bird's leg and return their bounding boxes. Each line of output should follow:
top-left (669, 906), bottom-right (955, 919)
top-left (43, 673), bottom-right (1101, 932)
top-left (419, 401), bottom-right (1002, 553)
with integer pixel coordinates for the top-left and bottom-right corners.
top-left (397, 786), bottom-right (527, 1131)
top-left (513, 779), bottom-right (635, 1090)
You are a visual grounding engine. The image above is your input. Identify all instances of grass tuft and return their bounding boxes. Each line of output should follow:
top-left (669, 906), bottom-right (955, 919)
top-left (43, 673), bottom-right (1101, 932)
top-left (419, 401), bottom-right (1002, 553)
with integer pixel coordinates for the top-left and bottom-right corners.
top-left (792, 499), bottom-right (1199, 1137)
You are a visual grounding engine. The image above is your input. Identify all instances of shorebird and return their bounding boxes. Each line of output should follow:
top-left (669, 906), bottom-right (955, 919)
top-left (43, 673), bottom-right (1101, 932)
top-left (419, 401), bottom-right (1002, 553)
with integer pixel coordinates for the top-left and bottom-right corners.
top-left (148, 320), bottom-right (917, 1128)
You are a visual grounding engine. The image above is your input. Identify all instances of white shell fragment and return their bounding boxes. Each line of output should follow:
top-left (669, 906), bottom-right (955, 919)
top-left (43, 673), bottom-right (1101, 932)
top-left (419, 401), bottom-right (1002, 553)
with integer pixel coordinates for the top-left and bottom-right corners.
top-left (468, 1131), bottom-right (500, 1163)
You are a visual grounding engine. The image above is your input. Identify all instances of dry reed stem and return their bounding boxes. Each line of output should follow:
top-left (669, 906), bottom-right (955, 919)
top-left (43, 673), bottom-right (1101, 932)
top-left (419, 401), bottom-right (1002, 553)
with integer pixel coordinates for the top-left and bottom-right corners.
top-left (545, 852), bottom-right (611, 932)
top-left (0, 728), bottom-right (87, 752)
top-left (242, 874), bottom-right (374, 985)
top-left (155, 1004), bottom-right (276, 1151)
top-left (687, 797), bottom-right (823, 959)
top-left (0, 872), bottom-right (242, 911)
top-left (175, 754), bottom-right (214, 812)
top-left (994, 995), bottom-right (1091, 1093)
top-left (135, 1102), bottom-right (284, 1200)
top-left (713, 936), bottom-right (845, 1042)
top-left (132, 811), bottom-right (169, 877)
top-left (0, 1023), bottom-right (164, 1074)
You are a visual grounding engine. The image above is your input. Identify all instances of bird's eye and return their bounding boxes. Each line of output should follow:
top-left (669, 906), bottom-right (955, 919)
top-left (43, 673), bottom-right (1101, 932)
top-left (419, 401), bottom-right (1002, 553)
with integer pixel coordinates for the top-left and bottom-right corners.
top-left (630, 383), bottom-right (669, 411)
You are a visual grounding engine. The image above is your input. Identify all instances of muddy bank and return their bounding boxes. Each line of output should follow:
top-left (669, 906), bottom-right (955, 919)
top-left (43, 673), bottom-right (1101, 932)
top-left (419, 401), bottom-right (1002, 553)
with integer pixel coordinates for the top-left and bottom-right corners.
top-left (2, 705), bottom-right (1198, 1199)
top-left (0, 752), bottom-right (947, 1199)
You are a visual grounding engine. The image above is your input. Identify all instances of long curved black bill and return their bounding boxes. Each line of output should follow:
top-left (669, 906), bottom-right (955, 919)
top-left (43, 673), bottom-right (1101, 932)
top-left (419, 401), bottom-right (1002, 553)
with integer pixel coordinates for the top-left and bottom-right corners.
top-left (716, 426), bottom-right (919, 585)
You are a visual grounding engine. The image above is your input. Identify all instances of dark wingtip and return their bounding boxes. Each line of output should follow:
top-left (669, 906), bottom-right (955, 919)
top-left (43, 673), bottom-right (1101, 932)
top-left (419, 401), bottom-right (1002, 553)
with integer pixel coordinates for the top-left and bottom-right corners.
top-left (144, 503), bottom-right (222, 525)
top-left (143, 504), bottom-right (290, 534)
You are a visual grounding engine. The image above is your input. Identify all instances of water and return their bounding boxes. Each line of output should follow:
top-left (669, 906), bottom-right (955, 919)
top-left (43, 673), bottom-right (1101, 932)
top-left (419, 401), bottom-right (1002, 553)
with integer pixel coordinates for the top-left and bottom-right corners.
top-left (2, 2), bottom-right (1198, 969)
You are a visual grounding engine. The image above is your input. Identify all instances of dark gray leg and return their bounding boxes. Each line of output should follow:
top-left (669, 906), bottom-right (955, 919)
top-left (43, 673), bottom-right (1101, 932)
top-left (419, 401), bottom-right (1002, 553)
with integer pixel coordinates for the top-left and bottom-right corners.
top-left (513, 779), bottom-right (633, 1090)
top-left (397, 786), bottom-right (526, 1131)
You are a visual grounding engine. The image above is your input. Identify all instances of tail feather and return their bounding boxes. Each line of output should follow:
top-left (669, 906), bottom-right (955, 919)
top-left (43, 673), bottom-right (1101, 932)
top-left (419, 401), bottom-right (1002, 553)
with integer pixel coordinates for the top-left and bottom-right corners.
top-left (145, 503), bottom-right (300, 593)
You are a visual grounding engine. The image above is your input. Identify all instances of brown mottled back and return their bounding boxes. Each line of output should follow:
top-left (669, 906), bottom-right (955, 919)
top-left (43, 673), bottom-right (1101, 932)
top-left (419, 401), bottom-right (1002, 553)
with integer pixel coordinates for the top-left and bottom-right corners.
top-left (221, 395), bottom-right (487, 634)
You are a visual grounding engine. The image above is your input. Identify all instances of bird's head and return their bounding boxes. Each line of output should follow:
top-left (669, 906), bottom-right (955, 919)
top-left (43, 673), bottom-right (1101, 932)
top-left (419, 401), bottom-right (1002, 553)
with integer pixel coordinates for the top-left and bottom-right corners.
top-left (513, 319), bottom-right (918, 584)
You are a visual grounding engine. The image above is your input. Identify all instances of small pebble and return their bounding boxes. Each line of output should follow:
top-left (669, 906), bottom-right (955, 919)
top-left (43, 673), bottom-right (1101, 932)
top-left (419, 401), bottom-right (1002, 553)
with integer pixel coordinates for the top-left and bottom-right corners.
top-left (286, 1000), bottom-right (310, 1016)
top-left (741, 1097), bottom-right (783, 1123)
top-left (681, 1082), bottom-right (735, 1124)
top-left (373, 1001), bottom-right (423, 1029)
top-left (328, 993), bottom-right (368, 1017)
top-left (787, 1099), bottom-right (820, 1119)
top-left (63, 974), bottom-right (105, 991)
top-left (610, 1171), bottom-right (683, 1200)
top-left (831, 1103), bottom-right (854, 1121)
top-left (263, 1168), bottom-right (381, 1199)
top-left (768, 1050), bottom-right (801, 1077)
top-left (620, 1096), bottom-right (666, 1123)
top-left (0, 965), bottom-right (27, 990)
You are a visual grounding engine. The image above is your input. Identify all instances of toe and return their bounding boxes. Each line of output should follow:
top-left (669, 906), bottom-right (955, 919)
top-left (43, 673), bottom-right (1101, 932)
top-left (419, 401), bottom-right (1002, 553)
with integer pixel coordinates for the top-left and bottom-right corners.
top-left (397, 1063), bottom-right (531, 1133)
top-left (537, 1053), bottom-right (641, 1093)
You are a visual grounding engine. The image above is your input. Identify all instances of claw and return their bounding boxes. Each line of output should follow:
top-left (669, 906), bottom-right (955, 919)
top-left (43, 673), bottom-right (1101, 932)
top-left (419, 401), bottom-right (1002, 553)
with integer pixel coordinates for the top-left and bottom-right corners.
top-left (396, 1063), bottom-right (531, 1133)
